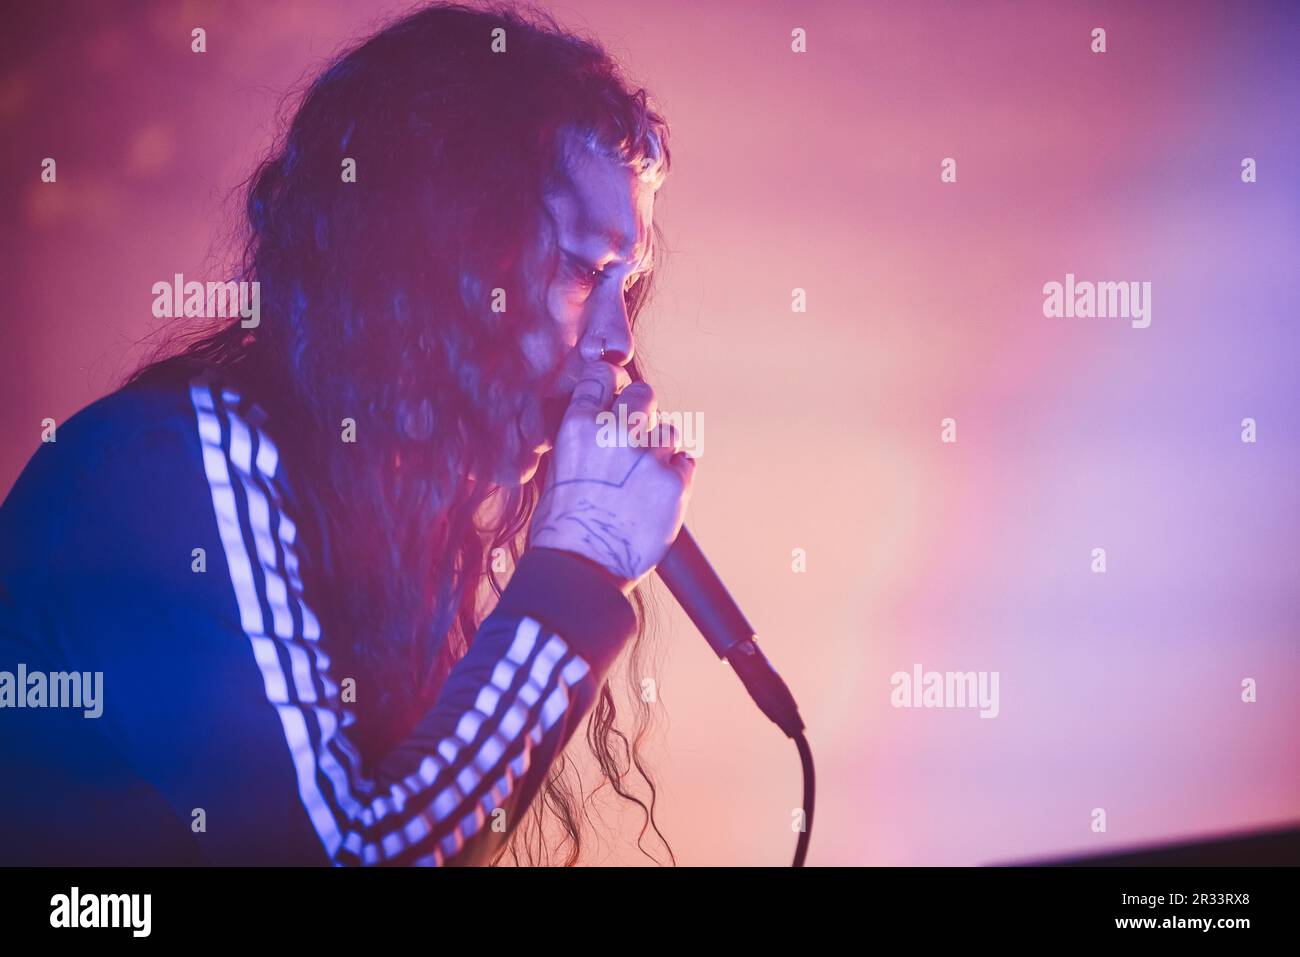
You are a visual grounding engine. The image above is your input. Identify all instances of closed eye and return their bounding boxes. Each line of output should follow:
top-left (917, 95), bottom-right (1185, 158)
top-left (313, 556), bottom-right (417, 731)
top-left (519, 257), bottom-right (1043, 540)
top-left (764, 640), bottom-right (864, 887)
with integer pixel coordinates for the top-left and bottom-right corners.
top-left (562, 250), bottom-right (653, 296)
top-left (563, 252), bottom-right (603, 290)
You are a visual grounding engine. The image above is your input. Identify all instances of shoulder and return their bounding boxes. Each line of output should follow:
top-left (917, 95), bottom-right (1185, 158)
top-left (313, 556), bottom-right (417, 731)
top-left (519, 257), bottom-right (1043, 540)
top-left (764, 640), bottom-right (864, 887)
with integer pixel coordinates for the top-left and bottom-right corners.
top-left (0, 364), bottom-right (287, 565)
top-left (6, 367), bottom-right (212, 507)
top-left (3, 374), bottom-right (191, 511)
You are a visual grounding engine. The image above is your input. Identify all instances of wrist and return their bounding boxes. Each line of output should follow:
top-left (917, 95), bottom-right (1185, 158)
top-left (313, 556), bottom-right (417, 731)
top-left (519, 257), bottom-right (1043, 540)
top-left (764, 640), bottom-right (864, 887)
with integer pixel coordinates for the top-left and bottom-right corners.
top-left (492, 548), bottom-right (639, 677)
top-left (528, 544), bottom-right (638, 595)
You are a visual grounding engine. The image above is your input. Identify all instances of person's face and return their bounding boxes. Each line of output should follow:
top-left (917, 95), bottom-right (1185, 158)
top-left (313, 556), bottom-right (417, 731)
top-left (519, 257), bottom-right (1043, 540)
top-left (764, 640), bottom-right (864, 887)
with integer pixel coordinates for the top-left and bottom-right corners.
top-left (507, 138), bottom-right (658, 484)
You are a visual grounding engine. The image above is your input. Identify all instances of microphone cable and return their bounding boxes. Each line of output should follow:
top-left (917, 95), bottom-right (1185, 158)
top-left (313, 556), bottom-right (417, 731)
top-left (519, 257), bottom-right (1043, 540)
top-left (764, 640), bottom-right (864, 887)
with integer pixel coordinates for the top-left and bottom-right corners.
top-left (794, 731), bottom-right (815, 868)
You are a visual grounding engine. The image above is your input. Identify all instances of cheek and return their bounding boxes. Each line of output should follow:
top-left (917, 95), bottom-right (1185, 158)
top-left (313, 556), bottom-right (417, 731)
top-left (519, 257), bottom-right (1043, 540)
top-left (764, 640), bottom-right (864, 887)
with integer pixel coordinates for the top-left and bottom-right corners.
top-left (518, 288), bottom-right (572, 377)
top-left (535, 283), bottom-right (585, 357)
top-left (546, 282), bottom-right (586, 339)
top-left (518, 326), bottom-right (553, 378)
top-left (519, 277), bottom-right (589, 380)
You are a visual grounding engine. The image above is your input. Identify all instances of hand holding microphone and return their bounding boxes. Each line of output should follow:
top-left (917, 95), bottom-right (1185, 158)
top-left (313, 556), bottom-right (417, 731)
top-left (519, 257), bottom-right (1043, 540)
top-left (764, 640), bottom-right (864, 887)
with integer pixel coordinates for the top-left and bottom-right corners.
top-left (533, 356), bottom-right (803, 737)
top-left (529, 359), bottom-right (696, 592)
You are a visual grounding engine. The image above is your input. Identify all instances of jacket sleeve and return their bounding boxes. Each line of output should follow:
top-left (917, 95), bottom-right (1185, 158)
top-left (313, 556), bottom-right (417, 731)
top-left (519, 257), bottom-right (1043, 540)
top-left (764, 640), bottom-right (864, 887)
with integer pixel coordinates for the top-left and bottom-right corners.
top-left (184, 378), bottom-right (640, 866)
top-left (0, 377), bottom-right (637, 866)
top-left (263, 548), bottom-right (637, 867)
top-left (362, 548), bottom-right (636, 866)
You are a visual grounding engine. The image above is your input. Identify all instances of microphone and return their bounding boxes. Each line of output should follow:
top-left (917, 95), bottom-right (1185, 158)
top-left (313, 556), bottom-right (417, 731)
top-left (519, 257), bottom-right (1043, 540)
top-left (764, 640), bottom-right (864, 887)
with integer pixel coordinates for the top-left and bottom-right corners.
top-left (540, 360), bottom-right (805, 739)
top-left (653, 523), bottom-right (805, 739)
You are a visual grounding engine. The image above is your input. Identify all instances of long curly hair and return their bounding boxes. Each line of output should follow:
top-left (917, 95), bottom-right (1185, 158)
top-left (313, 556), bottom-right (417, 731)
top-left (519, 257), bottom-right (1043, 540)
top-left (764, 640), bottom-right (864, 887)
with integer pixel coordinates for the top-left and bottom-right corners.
top-left (130, 1), bottom-right (674, 865)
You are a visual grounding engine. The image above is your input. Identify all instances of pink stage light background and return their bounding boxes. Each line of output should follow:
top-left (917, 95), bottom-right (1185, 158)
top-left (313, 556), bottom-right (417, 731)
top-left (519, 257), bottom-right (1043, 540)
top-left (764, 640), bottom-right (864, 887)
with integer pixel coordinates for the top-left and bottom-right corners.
top-left (2, 1), bottom-right (1296, 864)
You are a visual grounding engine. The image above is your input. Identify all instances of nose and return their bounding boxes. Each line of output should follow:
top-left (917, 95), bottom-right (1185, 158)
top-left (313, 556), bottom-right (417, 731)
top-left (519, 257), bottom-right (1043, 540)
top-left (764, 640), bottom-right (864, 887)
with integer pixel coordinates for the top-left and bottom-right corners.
top-left (580, 292), bottom-right (635, 367)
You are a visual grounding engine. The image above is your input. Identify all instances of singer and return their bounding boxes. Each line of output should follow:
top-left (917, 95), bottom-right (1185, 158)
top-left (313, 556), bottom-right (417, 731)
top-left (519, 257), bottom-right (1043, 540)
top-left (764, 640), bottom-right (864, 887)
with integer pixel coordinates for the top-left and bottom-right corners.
top-left (0, 3), bottom-right (695, 865)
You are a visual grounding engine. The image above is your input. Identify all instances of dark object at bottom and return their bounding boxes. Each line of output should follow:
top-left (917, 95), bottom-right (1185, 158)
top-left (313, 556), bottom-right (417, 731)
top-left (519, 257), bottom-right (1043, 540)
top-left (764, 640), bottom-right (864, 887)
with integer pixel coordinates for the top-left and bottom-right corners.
top-left (1009, 823), bottom-right (1300, 866)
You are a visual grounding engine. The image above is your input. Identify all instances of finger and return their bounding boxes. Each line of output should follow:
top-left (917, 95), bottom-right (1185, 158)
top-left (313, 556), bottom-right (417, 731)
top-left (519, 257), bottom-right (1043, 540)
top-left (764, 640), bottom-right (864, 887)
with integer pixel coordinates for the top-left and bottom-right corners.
top-left (610, 363), bottom-right (633, 399)
top-left (668, 448), bottom-right (697, 486)
top-left (646, 422), bottom-right (682, 462)
top-left (613, 381), bottom-right (657, 427)
top-left (565, 361), bottom-right (619, 419)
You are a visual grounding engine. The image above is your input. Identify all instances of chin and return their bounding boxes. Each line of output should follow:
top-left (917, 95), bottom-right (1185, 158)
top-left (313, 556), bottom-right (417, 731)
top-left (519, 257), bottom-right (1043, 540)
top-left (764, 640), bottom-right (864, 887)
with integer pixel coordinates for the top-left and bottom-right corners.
top-left (500, 448), bottom-right (544, 487)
